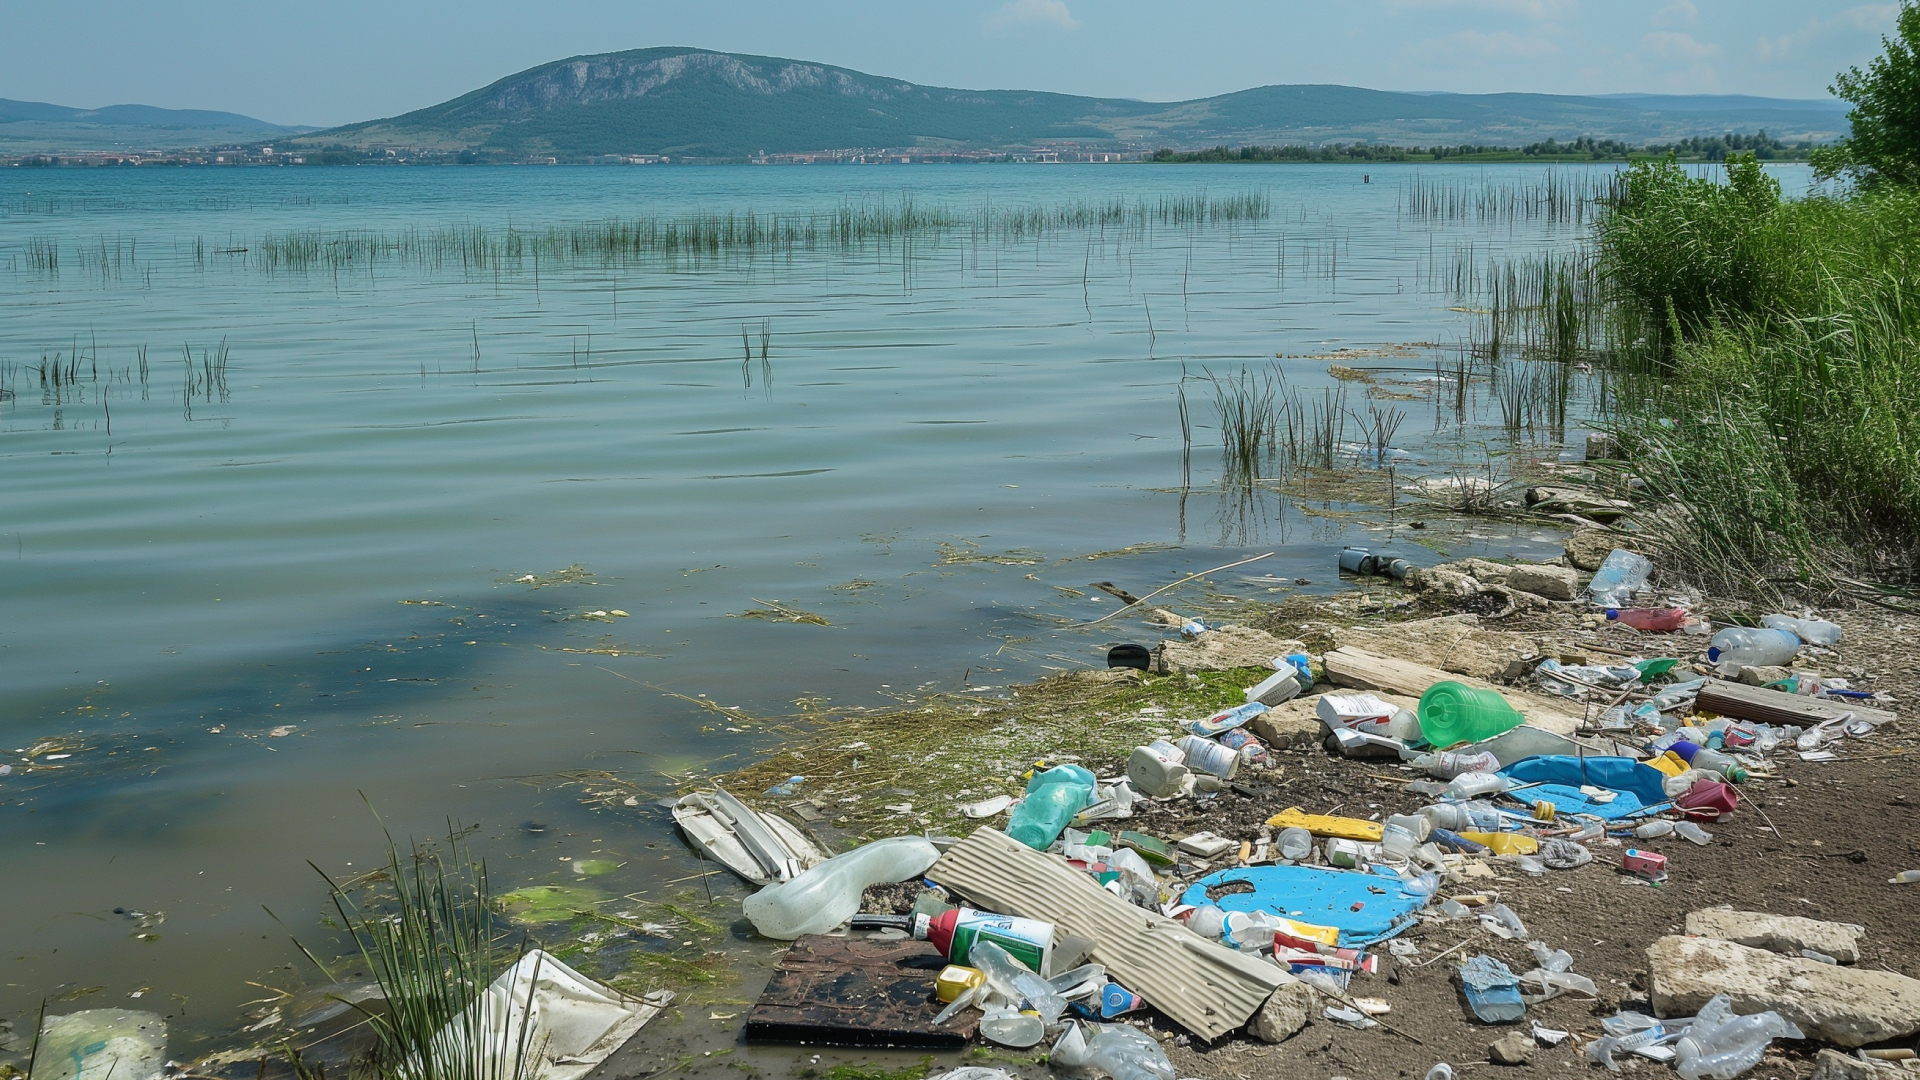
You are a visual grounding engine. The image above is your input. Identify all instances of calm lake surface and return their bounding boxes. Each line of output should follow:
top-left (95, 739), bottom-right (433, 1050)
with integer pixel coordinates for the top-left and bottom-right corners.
top-left (0, 162), bottom-right (1810, 1049)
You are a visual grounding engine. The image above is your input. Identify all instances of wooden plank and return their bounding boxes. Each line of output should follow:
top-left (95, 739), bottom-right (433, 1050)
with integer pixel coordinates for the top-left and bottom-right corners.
top-left (1696, 680), bottom-right (1897, 729)
top-left (1321, 646), bottom-right (1584, 736)
top-left (744, 935), bottom-right (975, 1048)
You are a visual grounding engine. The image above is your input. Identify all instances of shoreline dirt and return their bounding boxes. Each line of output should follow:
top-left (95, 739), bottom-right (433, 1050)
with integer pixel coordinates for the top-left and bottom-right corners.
top-left (580, 556), bottom-right (1920, 1080)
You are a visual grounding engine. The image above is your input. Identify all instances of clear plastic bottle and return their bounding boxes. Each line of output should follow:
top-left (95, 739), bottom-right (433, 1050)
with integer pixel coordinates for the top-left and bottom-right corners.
top-left (1759, 614), bottom-right (1842, 646)
top-left (1585, 1024), bottom-right (1667, 1072)
top-left (1421, 800), bottom-right (1502, 831)
top-left (1050, 1022), bottom-right (1176, 1080)
top-left (1706, 627), bottom-right (1801, 667)
top-left (741, 836), bottom-right (941, 939)
top-left (1673, 1011), bottom-right (1804, 1080)
top-left (1411, 750), bottom-right (1500, 779)
top-left (1634, 819), bottom-right (1674, 838)
top-left (1670, 742), bottom-right (1750, 784)
top-left (1006, 764), bottom-right (1096, 849)
top-left (970, 940), bottom-right (1065, 1022)
top-left (1529, 941), bottom-right (1573, 972)
top-left (1588, 549), bottom-right (1654, 607)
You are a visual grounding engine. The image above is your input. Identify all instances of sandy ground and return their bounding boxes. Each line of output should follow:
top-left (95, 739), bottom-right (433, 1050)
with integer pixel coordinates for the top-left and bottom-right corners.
top-left (590, 596), bottom-right (1920, 1080)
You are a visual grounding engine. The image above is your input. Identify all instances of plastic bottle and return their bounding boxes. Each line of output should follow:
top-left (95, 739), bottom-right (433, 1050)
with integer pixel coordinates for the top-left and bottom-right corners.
top-left (1633, 819), bottom-right (1675, 839)
top-left (1186, 701), bottom-right (1269, 737)
top-left (1411, 750), bottom-right (1500, 780)
top-left (1673, 1010), bottom-right (1804, 1080)
top-left (741, 836), bottom-right (941, 939)
top-left (1668, 742), bottom-right (1750, 784)
top-left (1422, 800), bottom-right (1502, 832)
top-left (1759, 614), bottom-right (1842, 647)
top-left (978, 1006), bottom-right (1045, 1048)
top-left (1674, 821), bottom-right (1714, 846)
top-left (1529, 941), bottom-right (1573, 973)
top-left (1705, 627), bottom-right (1801, 667)
top-left (1425, 1067), bottom-right (1454, 1080)
top-left (1185, 904), bottom-right (1227, 939)
top-left (1006, 764), bottom-right (1096, 850)
top-left (1607, 607), bottom-right (1690, 632)
top-left (1588, 549), bottom-right (1654, 607)
top-left (913, 908), bottom-right (1057, 973)
top-left (1050, 1022), bottom-right (1176, 1080)
top-left (1585, 1024), bottom-right (1667, 1072)
top-left (1890, 870), bottom-right (1920, 884)
top-left (969, 940), bottom-right (1066, 1022)
top-left (1446, 771), bottom-right (1511, 800)
top-left (1380, 822), bottom-right (1420, 862)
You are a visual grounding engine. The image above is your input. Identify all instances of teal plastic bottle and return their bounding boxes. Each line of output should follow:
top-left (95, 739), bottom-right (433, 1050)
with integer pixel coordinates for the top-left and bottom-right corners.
top-left (1006, 764), bottom-right (1096, 850)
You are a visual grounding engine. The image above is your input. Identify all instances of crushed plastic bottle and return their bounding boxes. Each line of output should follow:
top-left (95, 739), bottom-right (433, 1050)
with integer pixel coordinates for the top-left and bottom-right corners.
top-left (1672, 994), bottom-right (1804, 1080)
top-left (1891, 870), bottom-right (1920, 884)
top-left (1479, 903), bottom-right (1528, 940)
top-left (1586, 1024), bottom-right (1668, 1073)
top-left (1424, 1066), bottom-right (1454, 1080)
top-left (1634, 819), bottom-right (1675, 839)
top-left (1049, 1021), bottom-right (1176, 1080)
top-left (1446, 771), bottom-right (1511, 800)
top-left (978, 1006), bottom-right (1045, 1048)
top-left (1411, 750), bottom-right (1501, 780)
top-left (1588, 549), bottom-right (1654, 607)
top-left (1421, 800), bottom-right (1502, 831)
top-left (1528, 941), bottom-right (1573, 972)
top-left (1759, 614), bottom-right (1842, 647)
top-left (1674, 821), bottom-right (1714, 845)
top-left (741, 836), bottom-right (940, 939)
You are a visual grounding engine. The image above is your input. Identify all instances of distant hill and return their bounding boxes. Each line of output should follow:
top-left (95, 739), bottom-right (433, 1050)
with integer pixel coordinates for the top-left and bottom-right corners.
top-left (0, 96), bottom-right (309, 154)
top-left (304, 47), bottom-right (1848, 159)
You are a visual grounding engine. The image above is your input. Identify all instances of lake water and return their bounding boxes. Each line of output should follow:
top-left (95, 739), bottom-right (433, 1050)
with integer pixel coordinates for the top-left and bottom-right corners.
top-left (0, 162), bottom-right (1807, 1052)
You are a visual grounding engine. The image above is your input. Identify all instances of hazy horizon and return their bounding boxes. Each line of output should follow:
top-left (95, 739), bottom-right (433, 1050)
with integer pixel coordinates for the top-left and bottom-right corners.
top-left (0, 1), bottom-right (1894, 129)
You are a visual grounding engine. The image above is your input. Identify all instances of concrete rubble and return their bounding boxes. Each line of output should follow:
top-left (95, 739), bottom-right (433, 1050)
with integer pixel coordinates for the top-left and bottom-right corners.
top-left (1685, 908), bottom-right (1868, 965)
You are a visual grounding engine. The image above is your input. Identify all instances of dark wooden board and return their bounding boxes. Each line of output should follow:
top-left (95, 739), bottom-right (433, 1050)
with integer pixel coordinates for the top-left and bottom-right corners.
top-left (744, 935), bottom-right (976, 1048)
top-left (1696, 680), bottom-right (1897, 729)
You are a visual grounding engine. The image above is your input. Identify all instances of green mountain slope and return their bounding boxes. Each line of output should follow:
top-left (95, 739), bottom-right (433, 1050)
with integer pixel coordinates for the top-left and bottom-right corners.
top-left (305, 46), bottom-right (1849, 158)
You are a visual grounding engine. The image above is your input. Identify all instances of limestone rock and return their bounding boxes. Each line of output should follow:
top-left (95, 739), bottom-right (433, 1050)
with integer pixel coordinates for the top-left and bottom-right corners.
top-left (1809, 1049), bottom-right (1898, 1079)
top-left (1739, 665), bottom-right (1793, 687)
top-left (1154, 626), bottom-right (1304, 674)
top-left (1647, 935), bottom-right (1920, 1047)
top-left (1685, 908), bottom-right (1865, 964)
top-left (1565, 529), bottom-right (1624, 572)
top-left (1250, 691), bottom-right (1420, 750)
top-left (1408, 566), bottom-right (1482, 602)
top-left (1504, 563), bottom-right (1580, 602)
top-left (1332, 615), bottom-right (1548, 683)
top-left (1247, 981), bottom-right (1316, 1043)
top-left (1488, 1032), bottom-right (1534, 1066)
top-left (1435, 558), bottom-right (1516, 583)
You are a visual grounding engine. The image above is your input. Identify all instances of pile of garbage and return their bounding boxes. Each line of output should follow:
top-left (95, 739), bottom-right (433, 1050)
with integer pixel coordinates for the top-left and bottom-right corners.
top-left (672, 545), bottom-right (1918, 1080)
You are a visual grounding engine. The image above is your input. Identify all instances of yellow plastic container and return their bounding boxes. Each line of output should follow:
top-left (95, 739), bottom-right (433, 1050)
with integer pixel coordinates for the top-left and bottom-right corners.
top-left (1645, 750), bottom-right (1690, 778)
top-left (1458, 831), bottom-right (1540, 856)
top-left (936, 965), bottom-right (985, 1003)
top-left (1266, 806), bottom-right (1384, 841)
top-left (1271, 916), bottom-right (1341, 948)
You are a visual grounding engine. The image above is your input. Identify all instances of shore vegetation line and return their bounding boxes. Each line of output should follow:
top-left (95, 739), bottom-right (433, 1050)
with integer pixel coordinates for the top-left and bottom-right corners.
top-left (1484, 2), bottom-right (1920, 603)
top-left (1150, 131), bottom-right (1819, 166)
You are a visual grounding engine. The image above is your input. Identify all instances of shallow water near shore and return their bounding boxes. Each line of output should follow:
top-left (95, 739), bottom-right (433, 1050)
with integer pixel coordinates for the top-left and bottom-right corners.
top-left (0, 162), bottom-right (1813, 1053)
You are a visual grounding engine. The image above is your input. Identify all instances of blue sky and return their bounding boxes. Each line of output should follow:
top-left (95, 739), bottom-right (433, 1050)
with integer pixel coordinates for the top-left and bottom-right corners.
top-left (1, 0), bottom-right (1900, 126)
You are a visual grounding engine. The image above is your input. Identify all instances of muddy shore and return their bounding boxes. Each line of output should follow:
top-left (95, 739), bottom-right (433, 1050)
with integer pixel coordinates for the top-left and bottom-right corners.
top-left (583, 561), bottom-right (1920, 1080)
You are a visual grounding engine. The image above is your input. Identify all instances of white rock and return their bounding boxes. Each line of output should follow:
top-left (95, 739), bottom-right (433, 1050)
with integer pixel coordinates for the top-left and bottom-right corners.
top-left (1647, 935), bottom-right (1920, 1047)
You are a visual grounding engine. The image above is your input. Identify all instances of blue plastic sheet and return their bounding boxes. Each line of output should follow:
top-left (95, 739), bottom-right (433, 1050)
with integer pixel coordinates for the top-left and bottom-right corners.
top-left (1498, 755), bottom-right (1670, 821)
top-left (1178, 864), bottom-right (1426, 946)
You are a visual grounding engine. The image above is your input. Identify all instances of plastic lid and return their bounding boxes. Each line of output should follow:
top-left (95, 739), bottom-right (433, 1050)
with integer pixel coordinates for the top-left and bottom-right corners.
top-left (1605, 609), bottom-right (1622, 619)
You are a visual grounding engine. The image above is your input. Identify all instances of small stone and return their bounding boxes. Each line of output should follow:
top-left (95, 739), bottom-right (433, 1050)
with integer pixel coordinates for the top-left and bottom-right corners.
top-left (1248, 981), bottom-right (1317, 1043)
top-left (1739, 665), bottom-right (1793, 687)
top-left (1489, 1032), bottom-right (1535, 1065)
top-left (1809, 1048), bottom-right (1896, 1079)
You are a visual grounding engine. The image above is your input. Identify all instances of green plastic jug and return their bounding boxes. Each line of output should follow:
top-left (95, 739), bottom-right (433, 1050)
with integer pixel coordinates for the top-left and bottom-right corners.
top-left (1418, 681), bottom-right (1524, 747)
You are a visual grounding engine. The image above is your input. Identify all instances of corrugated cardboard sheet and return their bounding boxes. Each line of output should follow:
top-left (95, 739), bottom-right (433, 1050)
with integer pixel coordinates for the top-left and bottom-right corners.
top-left (928, 827), bottom-right (1288, 1040)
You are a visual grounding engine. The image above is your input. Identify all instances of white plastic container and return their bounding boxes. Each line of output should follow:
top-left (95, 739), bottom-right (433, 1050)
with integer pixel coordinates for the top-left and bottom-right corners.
top-left (741, 835), bottom-right (940, 939)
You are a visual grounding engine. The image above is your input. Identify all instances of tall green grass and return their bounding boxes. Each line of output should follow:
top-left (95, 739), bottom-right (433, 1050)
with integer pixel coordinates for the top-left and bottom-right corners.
top-left (1594, 157), bottom-right (1920, 598)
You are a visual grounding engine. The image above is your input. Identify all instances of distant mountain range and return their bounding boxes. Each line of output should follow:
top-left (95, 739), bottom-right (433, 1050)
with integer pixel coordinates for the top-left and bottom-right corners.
top-left (0, 97), bottom-right (309, 154)
top-left (298, 47), bottom-right (1849, 159)
top-left (3, 49), bottom-right (1849, 159)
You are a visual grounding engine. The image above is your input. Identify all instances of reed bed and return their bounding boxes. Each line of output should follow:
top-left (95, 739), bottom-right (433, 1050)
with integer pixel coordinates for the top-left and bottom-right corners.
top-left (1398, 169), bottom-right (1622, 227)
top-left (240, 191), bottom-right (1270, 275)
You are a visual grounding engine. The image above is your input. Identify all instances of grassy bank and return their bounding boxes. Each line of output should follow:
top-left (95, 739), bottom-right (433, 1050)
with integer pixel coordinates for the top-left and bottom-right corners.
top-left (1590, 159), bottom-right (1920, 599)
